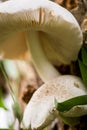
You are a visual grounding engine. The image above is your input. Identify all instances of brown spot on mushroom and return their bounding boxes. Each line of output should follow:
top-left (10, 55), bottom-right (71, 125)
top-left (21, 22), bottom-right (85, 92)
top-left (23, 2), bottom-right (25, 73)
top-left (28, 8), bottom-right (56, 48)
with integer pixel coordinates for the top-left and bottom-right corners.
top-left (74, 82), bottom-right (80, 88)
top-left (39, 8), bottom-right (42, 24)
top-left (45, 89), bottom-right (49, 94)
top-left (51, 108), bottom-right (56, 113)
top-left (76, 106), bottom-right (81, 110)
top-left (62, 89), bottom-right (67, 95)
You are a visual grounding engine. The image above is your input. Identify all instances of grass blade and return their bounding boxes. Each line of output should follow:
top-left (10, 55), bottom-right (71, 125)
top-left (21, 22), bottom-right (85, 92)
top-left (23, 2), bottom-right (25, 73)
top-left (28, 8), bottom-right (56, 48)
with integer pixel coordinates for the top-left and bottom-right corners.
top-left (55, 95), bottom-right (87, 112)
top-left (78, 59), bottom-right (87, 87)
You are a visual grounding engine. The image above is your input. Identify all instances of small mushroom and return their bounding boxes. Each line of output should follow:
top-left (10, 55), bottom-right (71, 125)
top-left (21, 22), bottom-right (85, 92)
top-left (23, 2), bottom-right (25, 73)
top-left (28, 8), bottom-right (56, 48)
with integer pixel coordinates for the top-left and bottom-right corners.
top-left (0, 0), bottom-right (83, 82)
top-left (22, 75), bottom-right (87, 129)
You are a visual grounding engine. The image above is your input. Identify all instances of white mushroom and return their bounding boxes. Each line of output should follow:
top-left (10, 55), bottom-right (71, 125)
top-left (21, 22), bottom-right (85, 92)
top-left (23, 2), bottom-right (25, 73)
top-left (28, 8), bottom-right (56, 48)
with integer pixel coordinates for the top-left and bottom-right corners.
top-left (0, 0), bottom-right (83, 82)
top-left (0, 0), bottom-right (84, 128)
top-left (22, 75), bottom-right (87, 129)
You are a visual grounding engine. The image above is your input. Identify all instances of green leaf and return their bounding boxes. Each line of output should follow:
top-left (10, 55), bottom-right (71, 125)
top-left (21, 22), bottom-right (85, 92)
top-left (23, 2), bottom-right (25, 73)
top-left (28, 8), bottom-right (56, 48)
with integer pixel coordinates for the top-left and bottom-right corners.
top-left (12, 101), bottom-right (22, 122)
top-left (0, 90), bottom-right (7, 110)
top-left (0, 61), bottom-right (15, 102)
top-left (8, 124), bottom-right (14, 130)
top-left (0, 99), bottom-right (7, 110)
top-left (81, 45), bottom-right (87, 66)
top-left (55, 95), bottom-right (87, 112)
top-left (78, 59), bottom-right (87, 87)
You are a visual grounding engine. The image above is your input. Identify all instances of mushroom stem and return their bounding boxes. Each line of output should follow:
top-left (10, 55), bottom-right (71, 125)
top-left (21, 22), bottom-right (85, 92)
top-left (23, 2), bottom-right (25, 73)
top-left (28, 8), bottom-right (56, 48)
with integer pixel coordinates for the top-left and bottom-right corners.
top-left (26, 31), bottom-right (60, 82)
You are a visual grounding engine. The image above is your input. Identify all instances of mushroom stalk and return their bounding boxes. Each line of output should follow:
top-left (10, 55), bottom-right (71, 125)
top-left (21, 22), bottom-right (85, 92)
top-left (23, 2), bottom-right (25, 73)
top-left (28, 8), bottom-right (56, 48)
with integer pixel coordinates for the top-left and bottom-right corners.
top-left (26, 31), bottom-right (60, 82)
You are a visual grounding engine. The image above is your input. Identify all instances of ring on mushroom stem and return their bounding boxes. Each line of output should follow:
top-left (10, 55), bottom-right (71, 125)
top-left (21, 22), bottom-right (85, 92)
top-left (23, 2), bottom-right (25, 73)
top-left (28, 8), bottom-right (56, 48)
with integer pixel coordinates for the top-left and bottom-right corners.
top-left (0, 0), bottom-right (83, 82)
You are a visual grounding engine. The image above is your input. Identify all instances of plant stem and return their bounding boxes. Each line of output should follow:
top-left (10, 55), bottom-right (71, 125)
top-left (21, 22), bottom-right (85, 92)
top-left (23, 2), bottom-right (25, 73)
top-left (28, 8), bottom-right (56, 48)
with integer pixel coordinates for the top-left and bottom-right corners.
top-left (26, 31), bottom-right (60, 82)
top-left (0, 62), bottom-right (15, 102)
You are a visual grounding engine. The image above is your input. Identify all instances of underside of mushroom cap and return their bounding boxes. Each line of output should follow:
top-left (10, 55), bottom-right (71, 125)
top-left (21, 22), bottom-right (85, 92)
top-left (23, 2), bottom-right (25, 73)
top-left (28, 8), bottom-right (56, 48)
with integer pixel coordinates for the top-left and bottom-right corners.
top-left (0, 32), bottom-right (30, 59)
top-left (0, 0), bottom-right (83, 65)
top-left (22, 75), bottom-right (87, 129)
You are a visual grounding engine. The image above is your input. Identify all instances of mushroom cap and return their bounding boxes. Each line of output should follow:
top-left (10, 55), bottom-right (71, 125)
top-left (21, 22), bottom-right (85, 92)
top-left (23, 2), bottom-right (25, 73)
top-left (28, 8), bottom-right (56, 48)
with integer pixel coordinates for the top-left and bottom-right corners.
top-left (22, 75), bottom-right (87, 129)
top-left (0, 0), bottom-right (82, 65)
